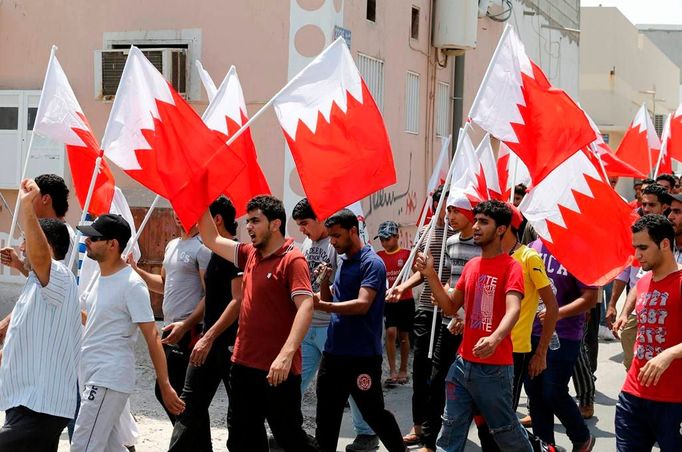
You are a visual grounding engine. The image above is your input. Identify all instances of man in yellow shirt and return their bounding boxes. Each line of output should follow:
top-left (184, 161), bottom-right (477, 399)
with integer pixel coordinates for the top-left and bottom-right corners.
top-left (477, 206), bottom-right (559, 450)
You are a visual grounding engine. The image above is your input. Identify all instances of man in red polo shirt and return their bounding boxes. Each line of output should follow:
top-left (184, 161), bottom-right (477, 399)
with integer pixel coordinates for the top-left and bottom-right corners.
top-left (613, 214), bottom-right (682, 451)
top-left (198, 195), bottom-right (318, 452)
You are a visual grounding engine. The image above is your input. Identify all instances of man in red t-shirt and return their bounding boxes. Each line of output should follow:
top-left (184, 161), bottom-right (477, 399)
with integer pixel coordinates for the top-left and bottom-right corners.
top-left (375, 220), bottom-right (414, 385)
top-left (415, 200), bottom-right (532, 452)
top-left (198, 195), bottom-right (318, 452)
top-left (613, 214), bottom-right (682, 451)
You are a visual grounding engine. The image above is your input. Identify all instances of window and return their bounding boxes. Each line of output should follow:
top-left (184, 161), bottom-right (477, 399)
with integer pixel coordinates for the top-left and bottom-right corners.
top-left (654, 113), bottom-right (666, 138)
top-left (367, 0), bottom-right (376, 22)
top-left (405, 71), bottom-right (420, 134)
top-left (95, 29), bottom-right (201, 101)
top-left (0, 90), bottom-right (65, 190)
top-left (411, 7), bottom-right (420, 40)
top-left (435, 81), bottom-right (450, 137)
top-left (357, 53), bottom-right (384, 111)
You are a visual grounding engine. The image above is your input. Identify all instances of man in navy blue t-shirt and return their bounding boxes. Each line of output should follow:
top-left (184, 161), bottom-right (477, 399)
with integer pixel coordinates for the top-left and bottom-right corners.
top-left (313, 209), bottom-right (405, 452)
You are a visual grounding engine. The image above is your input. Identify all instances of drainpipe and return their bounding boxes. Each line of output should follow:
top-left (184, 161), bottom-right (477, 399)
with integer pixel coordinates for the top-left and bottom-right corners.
top-left (451, 54), bottom-right (465, 157)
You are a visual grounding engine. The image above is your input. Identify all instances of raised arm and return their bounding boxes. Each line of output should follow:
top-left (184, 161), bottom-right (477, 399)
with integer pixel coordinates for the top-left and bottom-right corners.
top-left (18, 179), bottom-right (52, 286)
top-left (198, 210), bottom-right (239, 263)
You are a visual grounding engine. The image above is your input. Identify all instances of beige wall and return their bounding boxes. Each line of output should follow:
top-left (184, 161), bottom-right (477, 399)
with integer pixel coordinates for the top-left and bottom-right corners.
top-left (0, 0), bottom-right (584, 249)
top-left (580, 6), bottom-right (680, 149)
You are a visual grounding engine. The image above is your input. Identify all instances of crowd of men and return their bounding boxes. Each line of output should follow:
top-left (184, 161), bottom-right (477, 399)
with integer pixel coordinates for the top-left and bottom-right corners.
top-left (0, 172), bottom-right (680, 452)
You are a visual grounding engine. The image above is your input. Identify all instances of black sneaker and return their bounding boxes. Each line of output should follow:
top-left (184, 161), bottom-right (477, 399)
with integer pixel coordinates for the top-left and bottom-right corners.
top-left (345, 434), bottom-right (380, 451)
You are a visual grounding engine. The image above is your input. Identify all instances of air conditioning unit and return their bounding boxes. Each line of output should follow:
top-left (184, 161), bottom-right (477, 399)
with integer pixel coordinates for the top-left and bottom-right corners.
top-left (94, 48), bottom-right (187, 100)
top-left (432, 0), bottom-right (478, 54)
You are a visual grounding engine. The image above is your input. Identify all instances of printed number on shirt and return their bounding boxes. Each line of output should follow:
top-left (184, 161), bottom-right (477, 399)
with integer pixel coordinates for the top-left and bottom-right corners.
top-left (87, 386), bottom-right (99, 401)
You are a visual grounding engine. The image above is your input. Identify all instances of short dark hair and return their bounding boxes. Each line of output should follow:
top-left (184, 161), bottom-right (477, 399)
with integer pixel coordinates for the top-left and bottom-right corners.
top-left (655, 173), bottom-right (677, 189)
top-left (39, 218), bottom-right (70, 261)
top-left (246, 195), bottom-right (286, 236)
top-left (642, 178), bottom-right (656, 186)
top-left (642, 183), bottom-right (672, 204)
top-left (324, 209), bottom-right (358, 231)
top-left (514, 183), bottom-right (527, 197)
top-left (631, 214), bottom-right (675, 249)
top-left (35, 174), bottom-right (69, 217)
top-left (209, 196), bottom-right (237, 236)
top-left (432, 184), bottom-right (449, 204)
top-left (292, 198), bottom-right (317, 221)
top-left (473, 200), bottom-right (512, 228)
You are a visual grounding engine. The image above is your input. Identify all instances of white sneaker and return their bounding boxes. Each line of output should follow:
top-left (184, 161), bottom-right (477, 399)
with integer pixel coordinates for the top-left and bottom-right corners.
top-left (598, 325), bottom-right (616, 341)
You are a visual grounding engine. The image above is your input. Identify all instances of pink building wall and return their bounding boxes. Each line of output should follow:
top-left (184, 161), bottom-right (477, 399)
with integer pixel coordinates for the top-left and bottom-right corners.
top-left (0, 0), bottom-right (509, 247)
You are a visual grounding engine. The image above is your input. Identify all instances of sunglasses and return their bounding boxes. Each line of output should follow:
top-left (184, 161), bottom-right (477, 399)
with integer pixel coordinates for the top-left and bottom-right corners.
top-left (88, 236), bottom-right (111, 243)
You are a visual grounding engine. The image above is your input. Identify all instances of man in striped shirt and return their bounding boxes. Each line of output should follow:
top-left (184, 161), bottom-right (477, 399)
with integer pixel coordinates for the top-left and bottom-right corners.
top-left (0, 178), bottom-right (82, 451)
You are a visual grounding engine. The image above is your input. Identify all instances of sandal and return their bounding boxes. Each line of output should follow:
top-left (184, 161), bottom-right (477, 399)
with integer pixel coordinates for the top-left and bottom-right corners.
top-left (403, 432), bottom-right (422, 446)
top-left (384, 377), bottom-right (398, 387)
top-left (397, 372), bottom-right (409, 384)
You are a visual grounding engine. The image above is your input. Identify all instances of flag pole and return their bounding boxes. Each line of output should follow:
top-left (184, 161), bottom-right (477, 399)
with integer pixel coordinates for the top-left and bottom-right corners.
top-left (591, 143), bottom-right (611, 183)
top-left (122, 194), bottom-right (160, 259)
top-left (7, 45), bottom-right (58, 245)
top-left (67, 154), bottom-right (104, 269)
top-left (395, 135), bottom-right (452, 286)
top-left (0, 191), bottom-right (23, 237)
top-left (425, 122), bottom-right (472, 358)
top-left (223, 36), bottom-right (347, 147)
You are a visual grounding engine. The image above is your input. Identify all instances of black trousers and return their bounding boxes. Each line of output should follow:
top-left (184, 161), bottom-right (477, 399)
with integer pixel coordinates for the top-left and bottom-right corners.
top-left (420, 324), bottom-right (462, 450)
top-left (478, 351), bottom-right (532, 452)
top-left (168, 341), bottom-right (232, 452)
top-left (316, 353), bottom-right (404, 452)
top-left (0, 406), bottom-right (70, 452)
top-left (226, 363), bottom-right (318, 452)
top-left (412, 308), bottom-right (440, 426)
top-left (155, 326), bottom-right (200, 425)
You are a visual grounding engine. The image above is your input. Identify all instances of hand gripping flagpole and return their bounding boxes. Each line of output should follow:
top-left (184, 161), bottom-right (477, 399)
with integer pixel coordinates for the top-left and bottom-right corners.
top-left (426, 123), bottom-right (471, 359)
top-left (7, 45), bottom-right (59, 246)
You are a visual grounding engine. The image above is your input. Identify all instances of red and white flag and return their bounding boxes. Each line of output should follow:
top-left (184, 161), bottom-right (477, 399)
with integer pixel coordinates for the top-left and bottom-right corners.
top-left (582, 110), bottom-right (646, 179)
top-left (656, 107), bottom-right (682, 176)
top-left (519, 152), bottom-right (637, 285)
top-left (33, 50), bottom-right (115, 216)
top-left (615, 104), bottom-right (660, 177)
top-left (469, 26), bottom-right (595, 186)
top-left (202, 65), bottom-right (271, 216)
top-left (493, 141), bottom-right (531, 201)
top-left (101, 46), bottom-right (245, 232)
top-left (272, 37), bottom-right (396, 220)
top-left (446, 129), bottom-right (489, 210)
top-left (417, 135), bottom-right (450, 225)
top-left (196, 60), bottom-right (218, 102)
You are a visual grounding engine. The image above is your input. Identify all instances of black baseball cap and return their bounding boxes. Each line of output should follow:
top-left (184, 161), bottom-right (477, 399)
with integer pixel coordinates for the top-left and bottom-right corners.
top-left (77, 214), bottom-right (131, 248)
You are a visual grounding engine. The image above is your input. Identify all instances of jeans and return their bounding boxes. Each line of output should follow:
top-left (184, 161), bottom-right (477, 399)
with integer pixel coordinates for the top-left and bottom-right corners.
top-left (168, 340), bottom-right (232, 452)
top-left (316, 354), bottom-right (404, 452)
top-left (525, 336), bottom-right (590, 446)
top-left (477, 352), bottom-right (532, 451)
top-left (0, 406), bottom-right (70, 452)
top-left (227, 364), bottom-right (319, 452)
top-left (302, 326), bottom-right (374, 436)
top-left (421, 324), bottom-right (462, 450)
top-left (615, 391), bottom-right (682, 451)
top-left (436, 356), bottom-right (532, 452)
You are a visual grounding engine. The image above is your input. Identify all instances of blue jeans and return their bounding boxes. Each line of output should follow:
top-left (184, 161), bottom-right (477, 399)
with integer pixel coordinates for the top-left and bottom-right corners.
top-left (616, 391), bottom-right (682, 451)
top-left (303, 326), bottom-right (374, 436)
top-left (436, 356), bottom-right (532, 452)
top-left (525, 336), bottom-right (589, 446)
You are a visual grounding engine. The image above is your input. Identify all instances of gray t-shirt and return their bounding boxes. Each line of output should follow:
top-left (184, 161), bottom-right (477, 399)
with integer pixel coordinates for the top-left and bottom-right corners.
top-left (80, 266), bottom-right (154, 394)
top-left (162, 236), bottom-right (211, 323)
top-left (300, 236), bottom-right (338, 328)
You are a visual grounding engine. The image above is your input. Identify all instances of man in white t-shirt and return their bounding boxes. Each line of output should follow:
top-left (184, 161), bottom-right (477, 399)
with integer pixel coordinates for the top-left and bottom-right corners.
top-left (71, 214), bottom-right (185, 451)
top-left (0, 178), bottom-right (82, 451)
